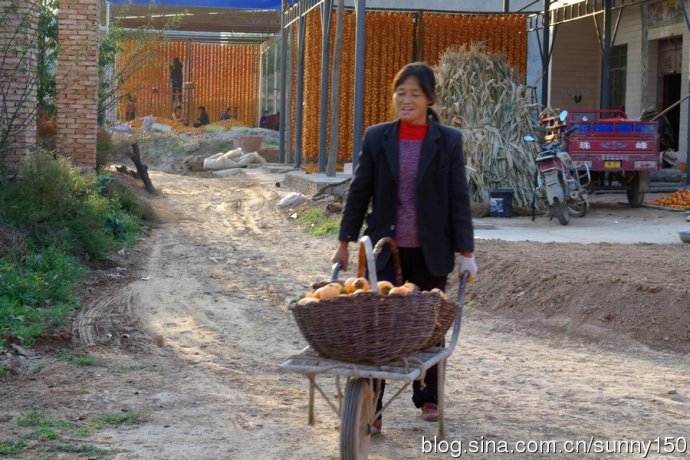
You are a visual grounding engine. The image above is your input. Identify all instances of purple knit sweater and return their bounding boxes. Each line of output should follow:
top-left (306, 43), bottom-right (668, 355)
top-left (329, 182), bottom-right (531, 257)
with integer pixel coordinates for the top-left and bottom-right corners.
top-left (395, 139), bottom-right (423, 247)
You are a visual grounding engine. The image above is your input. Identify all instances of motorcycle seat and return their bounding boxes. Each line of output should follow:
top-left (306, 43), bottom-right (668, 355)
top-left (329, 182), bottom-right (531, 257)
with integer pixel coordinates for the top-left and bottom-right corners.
top-left (536, 153), bottom-right (557, 162)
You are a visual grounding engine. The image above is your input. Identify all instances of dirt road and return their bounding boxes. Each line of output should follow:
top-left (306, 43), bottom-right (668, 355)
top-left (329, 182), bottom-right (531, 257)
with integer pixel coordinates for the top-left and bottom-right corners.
top-left (1, 169), bottom-right (689, 459)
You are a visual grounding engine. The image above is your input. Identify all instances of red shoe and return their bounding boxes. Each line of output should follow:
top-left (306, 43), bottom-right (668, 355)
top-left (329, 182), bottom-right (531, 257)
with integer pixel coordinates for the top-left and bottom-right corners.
top-left (421, 402), bottom-right (438, 422)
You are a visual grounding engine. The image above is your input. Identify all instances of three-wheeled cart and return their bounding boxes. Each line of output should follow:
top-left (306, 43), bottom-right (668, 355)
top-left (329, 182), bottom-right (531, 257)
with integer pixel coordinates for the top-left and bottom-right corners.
top-left (280, 236), bottom-right (468, 459)
top-left (565, 109), bottom-right (660, 207)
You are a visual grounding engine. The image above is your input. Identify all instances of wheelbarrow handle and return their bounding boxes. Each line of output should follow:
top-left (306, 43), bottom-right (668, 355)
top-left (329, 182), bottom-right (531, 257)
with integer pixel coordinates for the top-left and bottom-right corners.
top-left (331, 262), bottom-right (342, 281)
top-left (457, 271), bottom-right (469, 304)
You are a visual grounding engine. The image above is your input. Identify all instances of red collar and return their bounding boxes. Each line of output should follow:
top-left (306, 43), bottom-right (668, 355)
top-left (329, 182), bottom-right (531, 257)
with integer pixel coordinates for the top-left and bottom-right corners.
top-left (398, 121), bottom-right (428, 140)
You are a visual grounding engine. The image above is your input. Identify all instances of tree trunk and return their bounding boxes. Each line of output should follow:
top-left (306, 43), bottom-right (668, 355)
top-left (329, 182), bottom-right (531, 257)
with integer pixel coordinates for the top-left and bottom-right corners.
top-left (130, 142), bottom-right (156, 194)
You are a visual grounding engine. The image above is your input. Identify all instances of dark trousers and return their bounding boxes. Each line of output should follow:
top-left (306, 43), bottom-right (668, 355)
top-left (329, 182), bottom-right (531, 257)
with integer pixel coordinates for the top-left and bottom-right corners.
top-left (374, 247), bottom-right (448, 418)
top-left (171, 80), bottom-right (182, 102)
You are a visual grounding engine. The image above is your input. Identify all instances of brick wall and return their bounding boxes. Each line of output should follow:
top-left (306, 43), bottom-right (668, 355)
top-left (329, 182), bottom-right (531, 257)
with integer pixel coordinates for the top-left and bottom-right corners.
top-left (56, 0), bottom-right (99, 170)
top-left (0, 0), bottom-right (37, 173)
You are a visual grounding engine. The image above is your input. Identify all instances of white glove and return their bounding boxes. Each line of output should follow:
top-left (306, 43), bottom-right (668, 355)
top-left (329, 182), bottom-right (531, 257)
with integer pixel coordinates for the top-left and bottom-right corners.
top-left (459, 255), bottom-right (478, 281)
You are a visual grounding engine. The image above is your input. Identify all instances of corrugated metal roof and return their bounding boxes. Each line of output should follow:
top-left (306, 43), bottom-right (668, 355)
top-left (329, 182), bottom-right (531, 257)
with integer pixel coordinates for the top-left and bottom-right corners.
top-left (107, 0), bottom-right (284, 9)
top-left (105, 3), bottom-right (282, 43)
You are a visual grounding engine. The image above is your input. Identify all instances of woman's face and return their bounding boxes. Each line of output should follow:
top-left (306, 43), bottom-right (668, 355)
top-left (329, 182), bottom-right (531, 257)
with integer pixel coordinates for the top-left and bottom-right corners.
top-left (393, 76), bottom-right (431, 125)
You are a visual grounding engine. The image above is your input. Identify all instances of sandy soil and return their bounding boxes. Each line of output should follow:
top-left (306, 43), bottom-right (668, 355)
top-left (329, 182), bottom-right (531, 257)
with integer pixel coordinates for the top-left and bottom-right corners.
top-left (1, 167), bottom-right (689, 460)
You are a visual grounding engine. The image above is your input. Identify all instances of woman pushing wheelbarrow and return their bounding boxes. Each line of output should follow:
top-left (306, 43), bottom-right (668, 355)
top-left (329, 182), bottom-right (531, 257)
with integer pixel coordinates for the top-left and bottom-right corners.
top-left (331, 62), bottom-right (477, 433)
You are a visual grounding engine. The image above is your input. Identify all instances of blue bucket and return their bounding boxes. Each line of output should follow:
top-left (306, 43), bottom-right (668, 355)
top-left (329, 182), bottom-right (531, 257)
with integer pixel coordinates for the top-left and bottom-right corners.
top-left (489, 189), bottom-right (514, 218)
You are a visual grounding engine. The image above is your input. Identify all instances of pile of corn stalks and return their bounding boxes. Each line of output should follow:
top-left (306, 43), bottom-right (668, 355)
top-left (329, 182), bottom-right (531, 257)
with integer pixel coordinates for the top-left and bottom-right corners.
top-left (436, 43), bottom-right (542, 208)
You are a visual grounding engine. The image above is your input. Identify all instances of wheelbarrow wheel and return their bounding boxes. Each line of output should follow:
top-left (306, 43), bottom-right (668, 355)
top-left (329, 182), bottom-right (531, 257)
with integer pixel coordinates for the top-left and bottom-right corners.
top-left (340, 378), bottom-right (374, 460)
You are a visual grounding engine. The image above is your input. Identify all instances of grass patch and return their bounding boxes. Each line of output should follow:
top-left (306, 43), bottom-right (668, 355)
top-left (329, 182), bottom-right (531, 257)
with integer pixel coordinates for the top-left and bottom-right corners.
top-left (0, 439), bottom-right (27, 456)
top-left (74, 426), bottom-right (92, 438)
top-left (50, 443), bottom-right (111, 456)
top-left (94, 412), bottom-right (142, 426)
top-left (0, 245), bottom-right (84, 348)
top-left (7, 410), bottom-right (138, 456)
top-left (16, 410), bottom-right (76, 429)
top-left (33, 426), bottom-right (60, 440)
top-left (295, 207), bottom-right (340, 237)
top-left (30, 363), bottom-right (44, 374)
top-left (58, 352), bottom-right (96, 366)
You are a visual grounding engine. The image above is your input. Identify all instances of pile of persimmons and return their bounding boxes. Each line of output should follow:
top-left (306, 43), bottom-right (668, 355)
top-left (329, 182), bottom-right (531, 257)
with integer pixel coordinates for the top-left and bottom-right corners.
top-left (648, 188), bottom-right (690, 210)
top-left (297, 277), bottom-right (446, 305)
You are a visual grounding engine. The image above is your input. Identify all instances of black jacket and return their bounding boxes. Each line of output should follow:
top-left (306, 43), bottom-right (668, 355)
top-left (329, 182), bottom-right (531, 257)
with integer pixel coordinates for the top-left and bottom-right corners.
top-left (338, 120), bottom-right (474, 277)
top-left (198, 109), bottom-right (210, 126)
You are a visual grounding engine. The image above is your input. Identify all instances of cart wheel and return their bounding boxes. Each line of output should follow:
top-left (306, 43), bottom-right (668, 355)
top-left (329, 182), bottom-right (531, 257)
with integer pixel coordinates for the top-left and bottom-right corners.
top-left (552, 197), bottom-right (570, 225)
top-left (340, 378), bottom-right (374, 460)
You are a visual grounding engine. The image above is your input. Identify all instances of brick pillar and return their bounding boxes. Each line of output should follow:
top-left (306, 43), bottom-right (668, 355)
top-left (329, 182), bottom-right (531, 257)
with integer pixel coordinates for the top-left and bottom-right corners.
top-left (56, 0), bottom-right (99, 170)
top-left (0, 0), bottom-right (37, 173)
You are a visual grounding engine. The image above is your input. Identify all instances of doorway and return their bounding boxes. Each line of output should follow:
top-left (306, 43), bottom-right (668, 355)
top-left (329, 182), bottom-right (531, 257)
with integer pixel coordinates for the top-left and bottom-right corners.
top-left (657, 37), bottom-right (682, 151)
top-left (662, 73), bottom-right (681, 150)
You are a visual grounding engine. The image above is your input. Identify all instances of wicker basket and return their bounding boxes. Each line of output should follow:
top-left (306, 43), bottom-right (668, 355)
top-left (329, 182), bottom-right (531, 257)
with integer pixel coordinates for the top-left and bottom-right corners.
top-left (421, 299), bottom-right (458, 350)
top-left (290, 236), bottom-right (455, 365)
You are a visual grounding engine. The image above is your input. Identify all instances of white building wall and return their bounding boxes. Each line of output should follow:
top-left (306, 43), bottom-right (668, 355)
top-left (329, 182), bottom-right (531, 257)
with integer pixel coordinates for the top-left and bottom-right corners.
top-left (614, 5), bottom-right (689, 164)
top-left (646, 38), bottom-right (660, 111)
top-left (615, 4), bottom-right (643, 117)
top-left (526, 29), bottom-right (544, 103)
top-left (550, 19), bottom-right (601, 110)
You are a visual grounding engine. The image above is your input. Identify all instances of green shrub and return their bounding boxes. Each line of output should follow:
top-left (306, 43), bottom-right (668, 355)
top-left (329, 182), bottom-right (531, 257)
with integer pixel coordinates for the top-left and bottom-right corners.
top-left (1, 152), bottom-right (143, 258)
top-left (2, 151), bottom-right (84, 227)
top-left (98, 175), bottom-right (155, 222)
top-left (96, 127), bottom-right (114, 173)
top-left (0, 152), bottom-right (149, 348)
top-left (0, 245), bottom-right (83, 347)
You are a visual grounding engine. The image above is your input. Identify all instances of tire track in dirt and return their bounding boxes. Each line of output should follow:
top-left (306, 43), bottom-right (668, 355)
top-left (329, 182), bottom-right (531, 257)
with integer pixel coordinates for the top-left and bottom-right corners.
top-left (74, 289), bottom-right (140, 347)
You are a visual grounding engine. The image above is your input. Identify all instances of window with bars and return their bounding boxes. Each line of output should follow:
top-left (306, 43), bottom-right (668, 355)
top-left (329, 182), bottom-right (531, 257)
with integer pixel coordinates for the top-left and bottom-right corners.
top-left (608, 44), bottom-right (627, 111)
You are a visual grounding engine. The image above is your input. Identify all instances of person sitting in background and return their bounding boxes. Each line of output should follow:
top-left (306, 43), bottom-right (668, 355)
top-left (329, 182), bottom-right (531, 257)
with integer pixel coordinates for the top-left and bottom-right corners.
top-left (259, 110), bottom-right (269, 128)
top-left (194, 106), bottom-right (210, 127)
top-left (125, 94), bottom-right (136, 121)
top-left (219, 108), bottom-right (233, 121)
top-left (172, 105), bottom-right (183, 122)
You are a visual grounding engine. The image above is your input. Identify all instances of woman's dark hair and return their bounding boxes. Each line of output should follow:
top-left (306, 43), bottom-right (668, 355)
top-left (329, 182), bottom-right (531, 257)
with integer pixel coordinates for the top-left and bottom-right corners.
top-left (392, 62), bottom-right (439, 122)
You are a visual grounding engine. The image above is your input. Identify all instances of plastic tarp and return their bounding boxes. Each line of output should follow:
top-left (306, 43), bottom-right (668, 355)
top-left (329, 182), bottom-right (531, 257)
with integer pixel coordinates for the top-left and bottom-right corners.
top-left (106, 0), bottom-right (285, 9)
